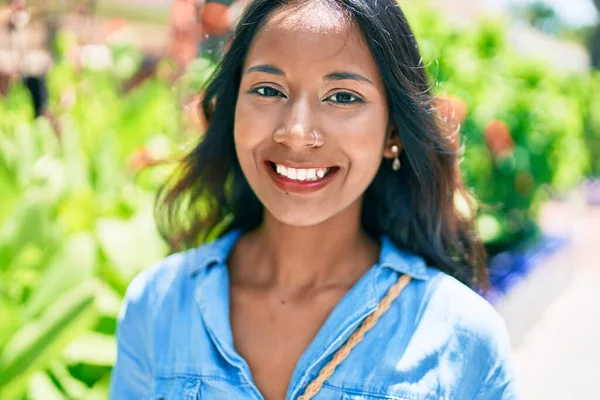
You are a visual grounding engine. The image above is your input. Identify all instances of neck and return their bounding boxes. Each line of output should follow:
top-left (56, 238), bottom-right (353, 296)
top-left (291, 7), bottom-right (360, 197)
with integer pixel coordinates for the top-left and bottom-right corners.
top-left (230, 201), bottom-right (380, 296)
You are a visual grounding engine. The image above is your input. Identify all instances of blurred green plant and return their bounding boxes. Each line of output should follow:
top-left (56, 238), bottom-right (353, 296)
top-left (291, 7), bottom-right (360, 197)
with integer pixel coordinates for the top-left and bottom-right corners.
top-left (405, 3), bottom-right (590, 253)
top-left (0, 34), bottom-right (187, 399)
top-left (584, 72), bottom-right (600, 176)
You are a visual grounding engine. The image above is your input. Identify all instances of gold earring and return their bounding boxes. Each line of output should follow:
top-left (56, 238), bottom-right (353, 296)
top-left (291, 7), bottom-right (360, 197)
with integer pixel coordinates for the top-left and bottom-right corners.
top-left (391, 145), bottom-right (401, 171)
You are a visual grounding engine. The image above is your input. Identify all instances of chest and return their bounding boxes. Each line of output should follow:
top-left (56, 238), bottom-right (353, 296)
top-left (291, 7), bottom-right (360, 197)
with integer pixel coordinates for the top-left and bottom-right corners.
top-left (229, 287), bottom-right (347, 400)
top-left (146, 266), bottom-right (473, 399)
top-left (145, 297), bottom-right (471, 400)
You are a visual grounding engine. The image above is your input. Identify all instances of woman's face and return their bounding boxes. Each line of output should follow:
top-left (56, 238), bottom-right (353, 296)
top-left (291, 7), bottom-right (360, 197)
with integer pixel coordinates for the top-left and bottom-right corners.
top-left (234, 3), bottom-right (395, 227)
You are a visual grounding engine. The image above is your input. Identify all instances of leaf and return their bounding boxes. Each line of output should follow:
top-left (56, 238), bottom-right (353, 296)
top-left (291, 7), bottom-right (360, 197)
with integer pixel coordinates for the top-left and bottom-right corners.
top-left (0, 297), bottom-right (19, 354)
top-left (476, 214), bottom-right (504, 244)
top-left (48, 360), bottom-right (88, 399)
top-left (62, 331), bottom-right (116, 367)
top-left (82, 375), bottom-right (111, 400)
top-left (58, 115), bottom-right (90, 189)
top-left (96, 204), bottom-right (167, 281)
top-left (94, 281), bottom-right (123, 318)
top-left (28, 371), bottom-right (66, 400)
top-left (57, 186), bottom-right (98, 233)
top-left (0, 280), bottom-right (100, 399)
top-left (22, 233), bottom-right (97, 322)
top-left (0, 196), bottom-right (53, 262)
top-left (30, 154), bottom-right (68, 204)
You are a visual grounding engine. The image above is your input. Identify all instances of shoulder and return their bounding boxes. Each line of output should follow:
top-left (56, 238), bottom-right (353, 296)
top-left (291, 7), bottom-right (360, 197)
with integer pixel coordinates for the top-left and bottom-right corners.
top-left (424, 269), bottom-right (510, 347)
top-left (412, 270), bottom-right (517, 397)
top-left (121, 230), bottom-right (241, 316)
top-left (422, 269), bottom-right (515, 386)
top-left (122, 251), bottom-right (190, 313)
top-left (379, 237), bottom-right (509, 349)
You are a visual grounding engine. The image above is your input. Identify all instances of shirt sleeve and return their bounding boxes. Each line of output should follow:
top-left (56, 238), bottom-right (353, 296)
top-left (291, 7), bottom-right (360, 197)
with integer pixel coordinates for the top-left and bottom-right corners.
top-left (471, 317), bottom-right (519, 400)
top-left (109, 272), bottom-right (154, 399)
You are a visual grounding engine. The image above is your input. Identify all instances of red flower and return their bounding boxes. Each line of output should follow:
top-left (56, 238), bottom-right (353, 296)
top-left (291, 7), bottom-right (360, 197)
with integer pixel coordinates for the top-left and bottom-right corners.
top-left (434, 95), bottom-right (468, 125)
top-left (484, 120), bottom-right (514, 158)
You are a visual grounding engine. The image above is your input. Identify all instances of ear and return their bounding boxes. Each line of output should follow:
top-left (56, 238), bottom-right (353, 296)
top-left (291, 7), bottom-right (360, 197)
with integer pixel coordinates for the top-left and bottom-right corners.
top-left (382, 127), bottom-right (403, 159)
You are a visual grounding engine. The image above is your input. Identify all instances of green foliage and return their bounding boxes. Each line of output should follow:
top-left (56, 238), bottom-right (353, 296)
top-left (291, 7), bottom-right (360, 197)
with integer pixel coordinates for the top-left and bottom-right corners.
top-left (0, 39), bottom-right (188, 398)
top-left (584, 72), bottom-right (600, 176)
top-left (404, 3), bottom-right (590, 251)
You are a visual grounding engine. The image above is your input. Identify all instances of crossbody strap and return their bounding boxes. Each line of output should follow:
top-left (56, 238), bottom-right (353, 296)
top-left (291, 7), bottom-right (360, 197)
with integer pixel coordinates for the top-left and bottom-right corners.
top-left (297, 274), bottom-right (412, 400)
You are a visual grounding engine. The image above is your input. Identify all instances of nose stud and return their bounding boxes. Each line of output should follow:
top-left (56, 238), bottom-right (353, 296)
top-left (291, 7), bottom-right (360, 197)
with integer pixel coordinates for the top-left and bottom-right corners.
top-left (274, 126), bottom-right (324, 148)
top-left (311, 131), bottom-right (324, 148)
top-left (311, 131), bottom-right (319, 148)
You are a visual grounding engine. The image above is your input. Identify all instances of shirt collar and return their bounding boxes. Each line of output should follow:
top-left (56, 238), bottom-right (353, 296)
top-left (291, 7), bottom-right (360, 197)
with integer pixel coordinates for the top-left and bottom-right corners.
top-left (187, 229), bottom-right (242, 276)
top-left (378, 236), bottom-right (430, 281)
top-left (187, 229), bottom-right (429, 281)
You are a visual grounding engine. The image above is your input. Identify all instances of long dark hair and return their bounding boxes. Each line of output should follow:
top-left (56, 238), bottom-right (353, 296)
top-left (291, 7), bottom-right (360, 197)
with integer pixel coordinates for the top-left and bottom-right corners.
top-left (156, 0), bottom-right (489, 290)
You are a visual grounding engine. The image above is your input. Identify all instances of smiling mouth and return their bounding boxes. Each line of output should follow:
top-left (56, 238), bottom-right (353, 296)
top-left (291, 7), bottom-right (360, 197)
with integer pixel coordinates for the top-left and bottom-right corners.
top-left (268, 162), bottom-right (336, 182)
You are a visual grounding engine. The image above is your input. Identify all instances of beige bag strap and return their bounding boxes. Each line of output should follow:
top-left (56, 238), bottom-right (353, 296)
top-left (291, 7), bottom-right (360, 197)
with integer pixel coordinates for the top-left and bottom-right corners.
top-left (297, 274), bottom-right (412, 400)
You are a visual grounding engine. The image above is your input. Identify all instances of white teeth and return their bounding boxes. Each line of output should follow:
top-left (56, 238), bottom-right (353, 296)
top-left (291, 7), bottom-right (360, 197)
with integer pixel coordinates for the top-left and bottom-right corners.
top-left (287, 168), bottom-right (297, 180)
top-left (273, 164), bottom-right (330, 182)
top-left (297, 169), bottom-right (307, 181)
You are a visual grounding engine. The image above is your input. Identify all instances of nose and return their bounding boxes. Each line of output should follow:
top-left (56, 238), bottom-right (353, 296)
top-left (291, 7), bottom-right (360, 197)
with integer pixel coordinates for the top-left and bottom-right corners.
top-left (273, 96), bottom-right (318, 150)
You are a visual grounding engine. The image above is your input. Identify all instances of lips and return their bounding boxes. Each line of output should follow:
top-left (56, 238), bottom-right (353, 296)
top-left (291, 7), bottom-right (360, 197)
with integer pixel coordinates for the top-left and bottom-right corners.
top-left (265, 161), bottom-right (339, 193)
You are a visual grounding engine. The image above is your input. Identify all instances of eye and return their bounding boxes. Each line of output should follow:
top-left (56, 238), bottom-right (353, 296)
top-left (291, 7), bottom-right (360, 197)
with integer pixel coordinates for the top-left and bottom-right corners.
top-left (251, 86), bottom-right (285, 98)
top-left (326, 92), bottom-right (364, 105)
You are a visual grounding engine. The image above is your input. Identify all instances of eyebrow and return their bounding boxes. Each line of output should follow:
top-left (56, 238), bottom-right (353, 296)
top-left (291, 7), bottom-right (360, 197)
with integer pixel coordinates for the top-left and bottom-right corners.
top-left (246, 64), bottom-right (285, 76)
top-left (324, 71), bottom-right (374, 85)
top-left (245, 64), bottom-right (374, 85)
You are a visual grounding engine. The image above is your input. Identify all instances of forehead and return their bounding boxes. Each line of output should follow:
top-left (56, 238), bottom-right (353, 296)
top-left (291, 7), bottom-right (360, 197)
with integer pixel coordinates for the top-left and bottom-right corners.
top-left (244, 2), bottom-right (381, 82)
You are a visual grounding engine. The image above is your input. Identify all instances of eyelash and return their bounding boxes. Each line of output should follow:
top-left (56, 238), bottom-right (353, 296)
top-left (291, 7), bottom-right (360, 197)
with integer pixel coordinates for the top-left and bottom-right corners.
top-left (250, 86), bottom-right (365, 105)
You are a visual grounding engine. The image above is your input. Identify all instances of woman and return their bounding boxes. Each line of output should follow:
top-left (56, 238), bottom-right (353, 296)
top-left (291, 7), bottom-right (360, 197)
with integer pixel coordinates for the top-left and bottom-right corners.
top-left (109, 0), bottom-right (517, 399)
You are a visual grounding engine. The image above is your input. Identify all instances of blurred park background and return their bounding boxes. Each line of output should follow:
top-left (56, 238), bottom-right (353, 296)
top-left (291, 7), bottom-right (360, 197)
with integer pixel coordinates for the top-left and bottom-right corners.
top-left (0, 0), bottom-right (599, 399)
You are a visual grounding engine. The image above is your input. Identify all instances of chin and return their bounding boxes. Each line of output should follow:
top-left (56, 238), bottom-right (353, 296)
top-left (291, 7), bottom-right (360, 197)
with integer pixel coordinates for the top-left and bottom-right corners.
top-left (264, 203), bottom-right (335, 228)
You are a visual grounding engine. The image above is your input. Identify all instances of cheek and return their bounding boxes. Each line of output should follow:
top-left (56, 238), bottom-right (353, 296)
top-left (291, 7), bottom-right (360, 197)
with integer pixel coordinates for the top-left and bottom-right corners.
top-left (234, 98), bottom-right (275, 157)
top-left (330, 111), bottom-right (387, 177)
top-left (348, 138), bottom-right (385, 189)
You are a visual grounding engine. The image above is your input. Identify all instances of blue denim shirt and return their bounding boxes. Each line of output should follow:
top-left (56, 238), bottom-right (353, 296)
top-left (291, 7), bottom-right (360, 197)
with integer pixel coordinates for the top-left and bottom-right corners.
top-left (109, 230), bottom-right (518, 399)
